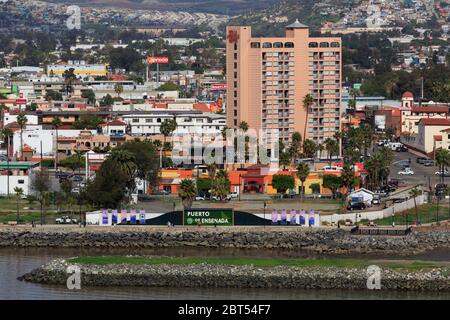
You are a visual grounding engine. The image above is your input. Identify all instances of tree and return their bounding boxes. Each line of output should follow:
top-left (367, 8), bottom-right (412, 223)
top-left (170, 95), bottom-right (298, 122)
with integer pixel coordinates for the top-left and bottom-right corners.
top-left (85, 158), bottom-right (129, 208)
top-left (363, 147), bottom-right (394, 190)
top-left (341, 162), bottom-right (357, 194)
top-left (322, 174), bottom-right (342, 198)
top-left (100, 94), bottom-right (114, 107)
top-left (196, 178), bottom-right (212, 196)
top-left (14, 187), bottom-right (23, 224)
top-left (45, 90), bottom-right (63, 101)
top-left (157, 82), bottom-right (180, 91)
top-left (435, 148), bottom-right (450, 184)
top-left (117, 140), bottom-right (160, 194)
top-left (296, 163), bottom-right (310, 202)
top-left (109, 149), bottom-right (137, 196)
top-left (211, 170), bottom-right (231, 201)
top-left (31, 169), bottom-right (51, 225)
top-left (302, 94), bottom-right (314, 148)
top-left (272, 174), bottom-right (295, 195)
top-left (17, 113), bottom-right (28, 161)
top-left (114, 83), bottom-right (124, 98)
top-left (73, 113), bottom-right (104, 130)
top-left (82, 89), bottom-right (96, 104)
top-left (302, 139), bottom-right (317, 159)
top-left (309, 183), bottom-right (321, 198)
top-left (409, 187), bottom-right (422, 225)
top-left (51, 116), bottom-right (62, 169)
top-left (179, 179), bottom-right (196, 208)
top-left (324, 138), bottom-right (339, 165)
top-left (288, 132), bottom-right (302, 162)
top-left (159, 118), bottom-right (177, 168)
top-left (238, 121), bottom-right (249, 132)
top-left (0, 103), bottom-right (8, 129)
top-left (60, 152), bottom-right (84, 173)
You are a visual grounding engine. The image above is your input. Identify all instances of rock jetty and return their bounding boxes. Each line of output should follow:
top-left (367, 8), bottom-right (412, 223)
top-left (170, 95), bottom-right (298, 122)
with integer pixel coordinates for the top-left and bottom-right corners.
top-left (19, 258), bottom-right (450, 291)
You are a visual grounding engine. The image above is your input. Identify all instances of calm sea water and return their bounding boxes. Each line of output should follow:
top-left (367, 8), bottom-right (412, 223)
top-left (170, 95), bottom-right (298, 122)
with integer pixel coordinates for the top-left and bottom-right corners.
top-left (1, 247), bottom-right (450, 300)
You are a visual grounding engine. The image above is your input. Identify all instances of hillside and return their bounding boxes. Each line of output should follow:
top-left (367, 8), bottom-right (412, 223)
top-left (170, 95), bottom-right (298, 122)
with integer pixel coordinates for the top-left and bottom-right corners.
top-left (43, 0), bottom-right (281, 15)
top-left (227, 0), bottom-right (361, 36)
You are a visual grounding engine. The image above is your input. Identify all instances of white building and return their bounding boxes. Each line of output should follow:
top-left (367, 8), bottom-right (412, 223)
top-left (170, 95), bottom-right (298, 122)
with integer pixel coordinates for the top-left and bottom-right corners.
top-left (123, 112), bottom-right (226, 136)
top-left (3, 113), bottom-right (39, 126)
top-left (12, 126), bottom-right (97, 158)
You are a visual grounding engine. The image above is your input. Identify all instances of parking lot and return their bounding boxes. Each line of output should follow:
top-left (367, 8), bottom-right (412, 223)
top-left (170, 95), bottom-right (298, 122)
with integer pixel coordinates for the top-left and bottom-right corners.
top-left (389, 149), bottom-right (443, 188)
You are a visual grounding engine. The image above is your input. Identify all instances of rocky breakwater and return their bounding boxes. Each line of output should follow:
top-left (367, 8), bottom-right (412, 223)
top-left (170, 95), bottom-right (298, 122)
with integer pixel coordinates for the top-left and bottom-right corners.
top-left (18, 258), bottom-right (450, 291)
top-left (1, 227), bottom-right (450, 255)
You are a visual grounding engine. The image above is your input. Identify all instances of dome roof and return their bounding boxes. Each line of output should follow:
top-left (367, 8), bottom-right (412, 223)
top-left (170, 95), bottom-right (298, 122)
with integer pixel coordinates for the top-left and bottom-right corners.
top-left (402, 91), bottom-right (414, 98)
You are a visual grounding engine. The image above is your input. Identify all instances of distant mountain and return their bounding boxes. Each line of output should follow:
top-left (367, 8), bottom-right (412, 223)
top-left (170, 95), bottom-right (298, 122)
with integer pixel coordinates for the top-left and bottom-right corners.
top-left (43, 0), bottom-right (282, 15)
top-left (227, 0), bottom-right (359, 36)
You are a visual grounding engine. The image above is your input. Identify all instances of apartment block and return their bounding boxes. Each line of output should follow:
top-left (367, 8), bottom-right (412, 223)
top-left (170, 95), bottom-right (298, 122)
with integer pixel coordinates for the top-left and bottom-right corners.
top-left (226, 20), bottom-right (342, 143)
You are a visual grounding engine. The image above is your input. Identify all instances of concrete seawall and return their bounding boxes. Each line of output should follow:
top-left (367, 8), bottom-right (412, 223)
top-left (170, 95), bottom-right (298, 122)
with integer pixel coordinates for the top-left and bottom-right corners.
top-left (18, 258), bottom-right (450, 291)
top-left (1, 226), bottom-right (449, 255)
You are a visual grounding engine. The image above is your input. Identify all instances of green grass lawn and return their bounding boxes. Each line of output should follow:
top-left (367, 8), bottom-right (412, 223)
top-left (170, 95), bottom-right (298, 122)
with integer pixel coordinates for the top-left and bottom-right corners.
top-left (67, 256), bottom-right (447, 271)
top-left (368, 203), bottom-right (450, 226)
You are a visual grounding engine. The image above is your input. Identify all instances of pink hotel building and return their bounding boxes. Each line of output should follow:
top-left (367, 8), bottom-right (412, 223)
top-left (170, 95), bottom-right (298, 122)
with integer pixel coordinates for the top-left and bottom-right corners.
top-left (226, 20), bottom-right (342, 144)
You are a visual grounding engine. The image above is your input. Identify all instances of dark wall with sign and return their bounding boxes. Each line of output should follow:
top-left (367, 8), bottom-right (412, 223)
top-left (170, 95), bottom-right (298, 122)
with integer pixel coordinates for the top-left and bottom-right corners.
top-left (144, 211), bottom-right (271, 226)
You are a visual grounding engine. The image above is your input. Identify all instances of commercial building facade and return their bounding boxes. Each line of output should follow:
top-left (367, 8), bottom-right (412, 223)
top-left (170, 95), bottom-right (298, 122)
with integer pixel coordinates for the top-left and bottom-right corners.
top-left (226, 20), bottom-right (342, 143)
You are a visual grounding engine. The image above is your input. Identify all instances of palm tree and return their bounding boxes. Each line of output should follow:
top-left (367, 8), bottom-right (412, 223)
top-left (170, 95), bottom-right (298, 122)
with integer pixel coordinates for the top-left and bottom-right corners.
top-left (296, 162), bottom-right (310, 202)
top-left (16, 113), bottom-right (28, 161)
top-left (14, 187), bottom-right (23, 224)
top-left (0, 103), bottom-right (8, 130)
top-left (211, 170), bottom-right (231, 201)
top-left (324, 138), bottom-right (339, 166)
top-left (110, 149), bottom-right (136, 178)
top-left (114, 83), bottom-right (124, 98)
top-left (302, 94), bottom-right (314, 149)
top-left (409, 187), bottom-right (422, 225)
top-left (179, 178), bottom-right (196, 208)
top-left (238, 121), bottom-right (249, 167)
top-left (435, 148), bottom-right (450, 184)
top-left (51, 116), bottom-right (62, 170)
top-left (2, 128), bottom-right (13, 195)
top-left (238, 121), bottom-right (249, 132)
top-left (160, 119), bottom-right (177, 168)
top-left (207, 162), bottom-right (217, 180)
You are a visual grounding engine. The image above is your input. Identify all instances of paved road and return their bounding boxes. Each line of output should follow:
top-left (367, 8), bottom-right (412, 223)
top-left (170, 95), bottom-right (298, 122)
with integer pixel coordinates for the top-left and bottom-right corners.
top-left (389, 150), bottom-right (444, 189)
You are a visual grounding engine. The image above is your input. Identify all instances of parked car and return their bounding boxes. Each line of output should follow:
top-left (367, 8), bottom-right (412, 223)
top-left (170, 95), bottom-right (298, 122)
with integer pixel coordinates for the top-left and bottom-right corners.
top-left (398, 168), bottom-right (414, 175)
top-left (72, 175), bottom-right (83, 182)
top-left (55, 216), bottom-right (78, 224)
top-left (372, 195), bottom-right (381, 205)
top-left (435, 170), bottom-right (450, 176)
top-left (195, 196), bottom-right (205, 201)
top-left (347, 201), bottom-right (366, 211)
top-left (423, 159), bottom-right (435, 166)
top-left (229, 192), bottom-right (239, 199)
top-left (416, 157), bottom-right (429, 164)
top-left (395, 145), bottom-right (408, 152)
top-left (376, 140), bottom-right (389, 146)
top-left (71, 187), bottom-right (80, 194)
top-left (55, 171), bottom-right (69, 179)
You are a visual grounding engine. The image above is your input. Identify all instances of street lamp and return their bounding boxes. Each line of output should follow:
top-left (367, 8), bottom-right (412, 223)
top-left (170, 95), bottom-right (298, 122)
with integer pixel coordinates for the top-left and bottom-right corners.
top-left (173, 201), bottom-right (176, 213)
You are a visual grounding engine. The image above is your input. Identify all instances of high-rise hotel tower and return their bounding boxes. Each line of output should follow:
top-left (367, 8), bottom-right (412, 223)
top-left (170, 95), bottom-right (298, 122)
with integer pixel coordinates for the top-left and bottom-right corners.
top-left (226, 20), bottom-right (342, 144)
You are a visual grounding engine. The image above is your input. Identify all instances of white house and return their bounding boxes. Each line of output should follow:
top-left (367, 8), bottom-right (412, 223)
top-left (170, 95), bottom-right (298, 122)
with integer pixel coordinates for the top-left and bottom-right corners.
top-left (348, 188), bottom-right (375, 205)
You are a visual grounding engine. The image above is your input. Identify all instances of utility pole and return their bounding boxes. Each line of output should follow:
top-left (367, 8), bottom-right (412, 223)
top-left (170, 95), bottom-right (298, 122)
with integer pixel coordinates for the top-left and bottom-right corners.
top-left (6, 134), bottom-right (10, 196)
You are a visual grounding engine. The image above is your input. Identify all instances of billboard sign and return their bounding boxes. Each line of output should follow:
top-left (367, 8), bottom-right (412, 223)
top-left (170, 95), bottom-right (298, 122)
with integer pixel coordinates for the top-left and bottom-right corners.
top-left (146, 56), bottom-right (169, 64)
top-left (211, 83), bottom-right (226, 91)
top-left (183, 208), bottom-right (234, 226)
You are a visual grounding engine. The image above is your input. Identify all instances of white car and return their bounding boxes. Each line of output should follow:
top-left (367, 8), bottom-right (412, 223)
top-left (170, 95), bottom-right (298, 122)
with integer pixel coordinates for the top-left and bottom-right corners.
top-left (55, 216), bottom-right (78, 224)
top-left (195, 196), bottom-right (205, 201)
top-left (398, 168), bottom-right (414, 175)
top-left (435, 171), bottom-right (449, 175)
top-left (229, 192), bottom-right (239, 199)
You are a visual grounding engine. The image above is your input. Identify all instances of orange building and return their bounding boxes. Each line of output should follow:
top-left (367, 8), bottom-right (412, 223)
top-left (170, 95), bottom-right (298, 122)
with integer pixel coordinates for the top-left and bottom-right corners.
top-left (226, 20), bottom-right (342, 144)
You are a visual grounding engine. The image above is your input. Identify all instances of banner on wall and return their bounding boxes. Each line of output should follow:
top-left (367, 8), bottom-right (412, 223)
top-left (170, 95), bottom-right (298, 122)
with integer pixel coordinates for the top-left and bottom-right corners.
top-left (139, 210), bottom-right (146, 224)
top-left (280, 210), bottom-right (287, 224)
top-left (271, 210), bottom-right (278, 224)
top-left (112, 210), bottom-right (118, 224)
top-left (130, 210), bottom-right (137, 224)
top-left (309, 210), bottom-right (315, 226)
top-left (290, 210), bottom-right (296, 225)
top-left (102, 209), bottom-right (108, 225)
top-left (120, 210), bottom-right (127, 224)
top-left (299, 210), bottom-right (306, 225)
